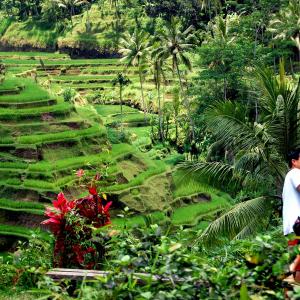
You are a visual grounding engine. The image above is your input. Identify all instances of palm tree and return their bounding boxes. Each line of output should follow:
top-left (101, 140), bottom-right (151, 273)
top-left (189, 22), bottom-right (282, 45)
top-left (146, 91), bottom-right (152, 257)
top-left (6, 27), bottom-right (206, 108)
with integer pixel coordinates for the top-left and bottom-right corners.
top-left (112, 73), bottom-right (131, 129)
top-left (152, 17), bottom-right (197, 141)
top-left (55, 0), bottom-right (88, 23)
top-left (199, 0), bottom-right (221, 20)
top-left (206, 13), bottom-right (239, 100)
top-left (119, 28), bottom-right (151, 118)
top-left (268, 0), bottom-right (300, 63)
top-left (149, 48), bottom-right (166, 141)
top-left (183, 61), bottom-right (300, 244)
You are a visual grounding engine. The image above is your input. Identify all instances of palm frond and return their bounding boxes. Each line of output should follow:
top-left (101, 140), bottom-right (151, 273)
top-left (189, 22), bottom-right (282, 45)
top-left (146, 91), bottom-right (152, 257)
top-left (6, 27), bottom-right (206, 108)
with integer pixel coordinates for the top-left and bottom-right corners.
top-left (199, 196), bottom-right (272, 246)
top-left (205, 100), bottom-right (264, 151)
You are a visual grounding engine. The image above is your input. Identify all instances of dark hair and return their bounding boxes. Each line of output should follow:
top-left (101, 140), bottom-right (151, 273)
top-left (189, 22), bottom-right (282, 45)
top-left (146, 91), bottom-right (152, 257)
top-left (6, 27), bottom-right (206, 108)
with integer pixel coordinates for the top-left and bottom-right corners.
top-left (288, 149), bottom-right (300, 168)
top-left (294, 217), bottom-right (300, 236)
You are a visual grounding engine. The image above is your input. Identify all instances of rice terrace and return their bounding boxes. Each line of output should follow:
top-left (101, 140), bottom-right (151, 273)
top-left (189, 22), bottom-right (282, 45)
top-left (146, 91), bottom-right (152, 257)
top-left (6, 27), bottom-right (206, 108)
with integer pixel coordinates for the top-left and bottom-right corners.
top-left (0, 0), bottom-right (299, 299)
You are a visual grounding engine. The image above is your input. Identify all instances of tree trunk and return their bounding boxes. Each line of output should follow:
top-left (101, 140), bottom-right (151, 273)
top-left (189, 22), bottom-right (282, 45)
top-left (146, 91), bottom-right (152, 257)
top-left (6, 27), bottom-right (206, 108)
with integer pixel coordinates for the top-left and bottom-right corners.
top-left (253, 26), bottom-right (258, 58)
top-left (156, 68), bottom-right (164, 141)
top-left (120, 85), bottom-right (123, 130)
top-left (174, 56), bottom-right (195, 142)
top-left (138, 57), bottom-right (146, 120)
top-left (223, 75), bottom-right (227, 100)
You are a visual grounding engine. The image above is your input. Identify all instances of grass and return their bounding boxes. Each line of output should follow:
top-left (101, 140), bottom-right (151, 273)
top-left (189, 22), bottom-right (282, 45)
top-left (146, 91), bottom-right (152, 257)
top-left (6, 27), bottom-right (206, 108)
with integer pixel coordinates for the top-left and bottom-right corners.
top-left (112, 194), bottom-right (230, 228)
top-left (126, 126), bottom-right (151, 139)
top-left (0, 198), bottom-right (45, 215)
top-left (172, 169), bottom-right (221, 199)
top-left (95, 104), bottom-right (138, 116)
top-left (0, 51), bottom-right (69, 59)
top-left (0, 102), bottom-right (73, 121)
top-left (28, 143), bottom-right (134, 172)
top-left (105, 160), bottom-right (167, 192)
top-left (0, 78), bottom-right (50, 103)
top-left (0, 162), bottom-right (28, 170)
top-left (17, 124), bottom-right (106, 145)
top-left (0, 19), bottom-right (60, 48)
top-left (0, 224), bottom-right (49, 240)
top-left (0, 77), bottom-right (23, 91)
top-left (111, 113), bottom-right (147, 124)
top-left (171, 195), bottom-right (230, 226)
top-left (3, 58), bottom-right (120, 66)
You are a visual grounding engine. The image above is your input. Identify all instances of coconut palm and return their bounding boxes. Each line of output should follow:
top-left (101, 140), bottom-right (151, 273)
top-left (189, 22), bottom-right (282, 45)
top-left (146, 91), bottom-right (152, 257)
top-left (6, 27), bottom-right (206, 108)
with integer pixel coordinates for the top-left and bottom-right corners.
top-left (206, 13), bottom-right (240, 100)
top-left (55, 0), bottom-right (88, 23)
top-left (199, 0), bottom-right (221, 19)
top-left (112, 73), bottom-right (131, 129)
top-left (152, 17), bottom-right (197, 141)
top-left (268, 0), bottom-right (300, 62)
top-left (119, 28), bottom-right (151, 118)
top-left (149, 48), bottom-right (167, 141)
top-left (183, 61), bottom-right (300, 244)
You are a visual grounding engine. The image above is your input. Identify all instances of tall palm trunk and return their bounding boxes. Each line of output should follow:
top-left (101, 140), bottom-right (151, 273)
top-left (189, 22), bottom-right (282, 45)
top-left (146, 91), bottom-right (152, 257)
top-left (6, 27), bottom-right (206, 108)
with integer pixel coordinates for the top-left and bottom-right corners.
top-left (138, 57), bottom-right (146, 120)
top-left (154, 63), bottom-right (164, 141)
top-left (174, 56), bottom-right (195, 142)
top-left (119, 85), bottom-right (123, 130)
top-left (157, 78), bottom-right (164, 141)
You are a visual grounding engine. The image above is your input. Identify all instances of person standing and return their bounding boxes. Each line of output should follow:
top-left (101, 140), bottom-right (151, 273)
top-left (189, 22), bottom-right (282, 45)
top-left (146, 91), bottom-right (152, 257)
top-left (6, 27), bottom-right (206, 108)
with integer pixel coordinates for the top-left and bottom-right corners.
top-left (283, 149), bottom-right (300, 236)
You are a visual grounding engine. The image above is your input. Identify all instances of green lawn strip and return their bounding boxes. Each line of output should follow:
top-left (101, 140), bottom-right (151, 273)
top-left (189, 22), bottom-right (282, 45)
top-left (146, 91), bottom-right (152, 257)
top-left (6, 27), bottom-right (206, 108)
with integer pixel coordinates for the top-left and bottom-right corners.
top-left (171, 196), bottom-right (231, 226)
top-left (23, 179), bottom-right (57, 190)
top-left (0, 102), bottom-right (73, 120)
top-left (112, 211), bottom-right (165, 228)
top-left (52, 74), bottom-right (139, 81)
top-left (0, 79), bottom-right (50, 103)
top-left (110, 113), bottom-right (148, 124)
top-left (95, 104), bottom-right (138, 116)
top-left (0, 224), bottom-right (50, 240)
top-left (125, 126), bottom-right (151, 139)
top-left (172, 169), bottom-right (220, 199)
top-left (2, 116), bottom-right (84, 128)
top-left (104, 160), bottom-right (167, 193)
top-left (0, 180), bottom-right (59, 193)
top-left (0, 51), bottom-right (69, 59)
top-left (0, 98), bottom-right (56, 108)
top-left (69, 82), bottom-right (113, 87)
top-left (16, 124), bottom-right (106, 145)
top-left (0, 162), bottom-right (28, 170)
top-left (73, 84), bottom-right (113, 89)
top-left (0, 198), bottom-right (45, 215)
top-left (3, 58), bottom-right (120, 66)
top-left (112, 195), bottom-right (230, 228)
top-left (0, 76), bottom-right (24, 90)
top-left (28, 143), bottom-right (134, 173)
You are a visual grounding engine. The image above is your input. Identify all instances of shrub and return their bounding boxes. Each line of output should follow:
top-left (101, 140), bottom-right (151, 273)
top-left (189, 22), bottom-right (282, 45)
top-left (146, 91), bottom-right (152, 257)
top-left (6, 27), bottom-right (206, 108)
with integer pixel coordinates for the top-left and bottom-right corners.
top-left (62, 87), bottom-right (76, 103)
top-left (42, 186), bottom-right (112, 269)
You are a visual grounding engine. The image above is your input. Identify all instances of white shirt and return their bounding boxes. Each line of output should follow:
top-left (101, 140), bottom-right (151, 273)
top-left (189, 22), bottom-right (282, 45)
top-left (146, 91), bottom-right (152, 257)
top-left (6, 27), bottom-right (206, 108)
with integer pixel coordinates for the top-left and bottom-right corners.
top-left (282, 168), bottom-right (300, 235)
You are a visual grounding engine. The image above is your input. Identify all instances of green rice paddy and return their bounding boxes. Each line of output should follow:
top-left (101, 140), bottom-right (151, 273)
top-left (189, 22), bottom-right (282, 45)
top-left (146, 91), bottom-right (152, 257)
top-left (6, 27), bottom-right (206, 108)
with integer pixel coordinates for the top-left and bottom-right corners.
top-left (0, 52), bottom-right (230, 240)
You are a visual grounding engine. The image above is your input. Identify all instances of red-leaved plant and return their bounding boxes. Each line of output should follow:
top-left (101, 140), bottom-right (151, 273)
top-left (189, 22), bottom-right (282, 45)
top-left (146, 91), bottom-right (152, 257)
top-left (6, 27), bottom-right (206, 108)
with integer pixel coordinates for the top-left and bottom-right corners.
top-left (41, 184), bottom-right (112, 269)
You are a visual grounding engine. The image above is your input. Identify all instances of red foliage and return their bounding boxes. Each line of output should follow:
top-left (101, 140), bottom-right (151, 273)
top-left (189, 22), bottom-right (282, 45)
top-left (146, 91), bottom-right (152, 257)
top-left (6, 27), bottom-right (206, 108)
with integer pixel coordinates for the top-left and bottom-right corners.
top-left (41, 187), bottom-right (111, 269)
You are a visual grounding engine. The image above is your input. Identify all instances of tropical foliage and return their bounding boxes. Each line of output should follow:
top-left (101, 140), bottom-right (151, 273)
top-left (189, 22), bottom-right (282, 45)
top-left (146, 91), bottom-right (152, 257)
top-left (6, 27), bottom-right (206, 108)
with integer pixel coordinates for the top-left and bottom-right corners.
top-left (42, 185), bottom-right (112, 268)
top-left (184, 61), bottom-right (300, 243)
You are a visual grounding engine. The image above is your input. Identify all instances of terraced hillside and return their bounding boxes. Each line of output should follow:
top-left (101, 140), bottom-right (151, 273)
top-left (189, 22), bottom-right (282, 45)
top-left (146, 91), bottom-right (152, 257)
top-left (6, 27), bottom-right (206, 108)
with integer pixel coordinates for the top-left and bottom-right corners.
top-left (0, 75), bottom-right (110, 242)
top-left (3, 51), bottom-right (177, 111)
top-left (0, 52), bottom-right (231, 244)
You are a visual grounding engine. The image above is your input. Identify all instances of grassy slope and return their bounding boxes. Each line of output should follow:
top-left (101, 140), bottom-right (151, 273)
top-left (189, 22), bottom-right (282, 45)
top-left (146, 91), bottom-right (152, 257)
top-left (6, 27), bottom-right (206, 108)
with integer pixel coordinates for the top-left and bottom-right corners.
top-left (0, 54), bottom-right (229, 231)
top-left (0, 3), bottom-right (127, 53)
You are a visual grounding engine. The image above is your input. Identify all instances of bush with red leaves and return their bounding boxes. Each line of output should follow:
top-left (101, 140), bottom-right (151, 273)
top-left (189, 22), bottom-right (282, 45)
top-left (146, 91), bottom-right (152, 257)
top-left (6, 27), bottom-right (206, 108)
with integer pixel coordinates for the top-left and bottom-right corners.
top-left (41, 186), bottom-right (112, 269)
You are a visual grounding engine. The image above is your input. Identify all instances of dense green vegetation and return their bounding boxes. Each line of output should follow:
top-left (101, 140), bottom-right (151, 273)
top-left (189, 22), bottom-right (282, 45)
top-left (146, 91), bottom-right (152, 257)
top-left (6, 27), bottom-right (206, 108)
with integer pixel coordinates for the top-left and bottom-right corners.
top-left (0, 0), bottom-right (299, 298)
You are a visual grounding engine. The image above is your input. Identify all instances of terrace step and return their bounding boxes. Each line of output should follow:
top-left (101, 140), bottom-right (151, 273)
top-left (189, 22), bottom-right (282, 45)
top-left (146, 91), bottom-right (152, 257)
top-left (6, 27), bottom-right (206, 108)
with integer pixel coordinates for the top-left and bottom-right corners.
top-left (0, 98), bottom-right (57, 108)
top-left (0, 125), bottom-right (105, 147)
top-left (0, 224), bottom-right (49, 240)
top-left (0, 103), bottom-right (74, 121)
top-left (0, 87), bottom-right (22, 96)
top-left (0, 198), bottom-right (45, 215)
